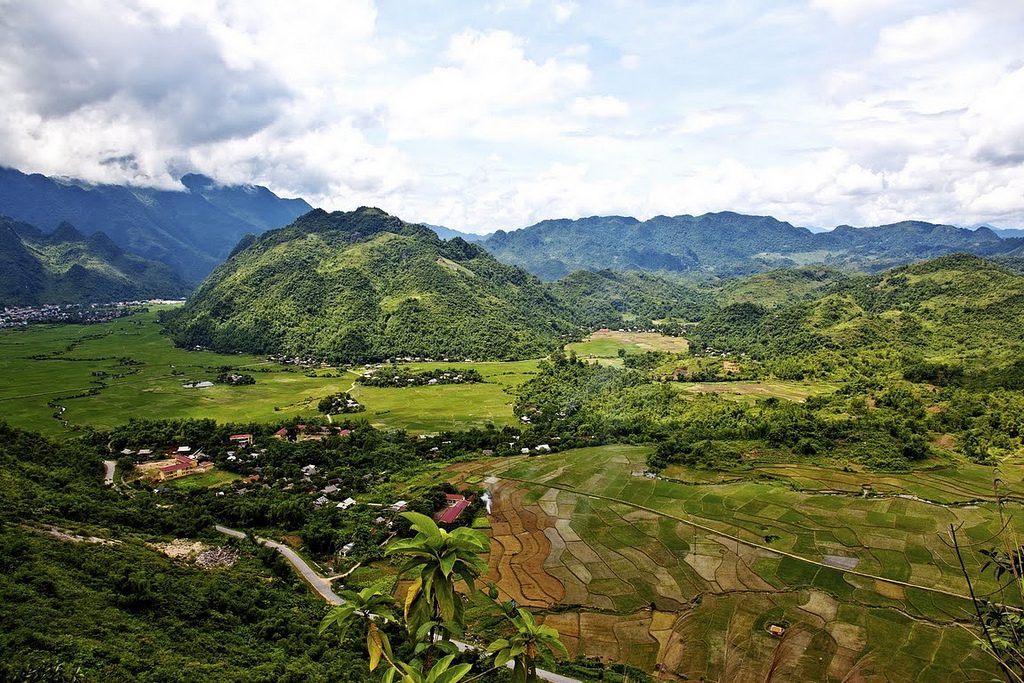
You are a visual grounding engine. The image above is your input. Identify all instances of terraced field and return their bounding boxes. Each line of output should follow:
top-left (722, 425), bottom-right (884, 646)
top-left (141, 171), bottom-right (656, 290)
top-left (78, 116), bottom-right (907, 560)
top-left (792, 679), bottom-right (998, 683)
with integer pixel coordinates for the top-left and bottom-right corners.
top-left (452, 446), bottom-right (1021, 681)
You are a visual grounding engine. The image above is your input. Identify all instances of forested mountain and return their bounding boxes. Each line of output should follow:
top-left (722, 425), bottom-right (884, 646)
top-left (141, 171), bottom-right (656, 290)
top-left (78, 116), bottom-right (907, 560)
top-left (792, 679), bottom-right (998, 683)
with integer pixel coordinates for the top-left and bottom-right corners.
top-left (164, 207), bottom-right (580, 361)
top-left (484, 212), bottom-right (1022, 279)
top-left (0, 217), bottom-right (189, 307)
top-left (690, 253), bottom-right (1024, 369)
top-left (0, 168), bottom-right (311, 282)
top-left (549, 269), bottom-right (711, 327)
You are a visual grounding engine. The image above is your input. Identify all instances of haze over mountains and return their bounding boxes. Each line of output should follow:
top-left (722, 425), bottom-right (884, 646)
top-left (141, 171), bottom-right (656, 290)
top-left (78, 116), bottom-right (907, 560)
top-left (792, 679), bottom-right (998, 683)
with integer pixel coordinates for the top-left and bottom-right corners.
top-left (483, 213), bottom-right (1024, 280)
top-left (0, 167), bottom-right (311, 282)
top-left (3, 167), bottom-right (1024, 309)
top-left (0, 217), bottom-right (189, 307)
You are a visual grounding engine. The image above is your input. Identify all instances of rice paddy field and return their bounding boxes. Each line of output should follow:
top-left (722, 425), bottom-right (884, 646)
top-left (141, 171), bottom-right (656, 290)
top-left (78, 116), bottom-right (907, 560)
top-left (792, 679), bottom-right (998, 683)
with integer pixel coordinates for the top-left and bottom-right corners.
top-left (349, 360), bottom-right (538, 433)
top-left (451, 445), bottom-right (1024, 681)
top-left (0, 311), bottom-right (536, 437)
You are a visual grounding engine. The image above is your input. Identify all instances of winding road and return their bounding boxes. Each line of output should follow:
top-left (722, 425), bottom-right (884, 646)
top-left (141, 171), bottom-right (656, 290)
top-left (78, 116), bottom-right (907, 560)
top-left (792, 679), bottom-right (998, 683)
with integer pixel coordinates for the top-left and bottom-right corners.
top-left (214, 525), bottom-right (579, 683)
top-left (102, 460), bottom-right (117, 487)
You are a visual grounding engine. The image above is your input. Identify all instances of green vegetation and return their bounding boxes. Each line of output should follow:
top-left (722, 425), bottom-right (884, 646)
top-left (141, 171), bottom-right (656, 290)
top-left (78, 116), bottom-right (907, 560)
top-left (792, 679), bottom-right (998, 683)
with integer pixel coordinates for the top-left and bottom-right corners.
top-left (0, 217), bottom-right (189, 306)
top-left (350, 361), bottom-right (538, 433)
top-left (0, 309), bottom-right (345, 437)
top-left (357, 365), bottom-right (484, 387)
top-left (164, 207), bottom-right (581, 362)
top-left (484, 211), bottom-right (1014, 279)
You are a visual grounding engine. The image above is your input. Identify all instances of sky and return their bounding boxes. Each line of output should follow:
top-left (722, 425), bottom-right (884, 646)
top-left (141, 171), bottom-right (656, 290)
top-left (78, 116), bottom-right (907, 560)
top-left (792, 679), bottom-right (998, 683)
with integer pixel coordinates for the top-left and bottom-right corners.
top-left (1, 0), bottom-right (1022, 233)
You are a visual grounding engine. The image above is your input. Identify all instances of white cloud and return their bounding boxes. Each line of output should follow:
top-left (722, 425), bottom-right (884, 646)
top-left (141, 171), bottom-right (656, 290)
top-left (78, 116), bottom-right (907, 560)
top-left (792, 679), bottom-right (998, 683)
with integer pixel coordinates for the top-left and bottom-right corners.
top-left (673, 110), bottom-right (746, 135)
top-left (569, 95), bottom-right (630, 119)
top-left (552, 1), bottom-right (578, 24)
top-left (810, 0), bottom-right (903, 23)
top-left (0, 0), bottom-right (1023, 234)
top-left (387, 29), bottom-right (589, 141)
top-left (874, 10), bottom-right (984, 64)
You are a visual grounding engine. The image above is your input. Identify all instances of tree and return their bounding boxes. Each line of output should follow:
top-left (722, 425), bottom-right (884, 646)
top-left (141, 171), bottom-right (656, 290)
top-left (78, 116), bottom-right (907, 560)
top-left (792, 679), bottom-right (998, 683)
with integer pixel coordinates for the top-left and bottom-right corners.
top-left (320, 511), bottom-right (567, 682)
top-left (386, 511), bottom-right (489, 657)
top-left (489, 608), bottom-right (569, 683)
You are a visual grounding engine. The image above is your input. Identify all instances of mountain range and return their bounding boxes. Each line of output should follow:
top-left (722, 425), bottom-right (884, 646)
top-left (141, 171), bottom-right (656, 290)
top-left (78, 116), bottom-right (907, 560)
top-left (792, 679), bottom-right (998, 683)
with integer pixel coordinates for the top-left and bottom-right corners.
top-left (163, 208), bottom-right (579, 362)
top-left (0, 168), bottom-right (311, 282)
top-left (482, 212), bottom-right (1024, 279)
top-left (0, 217), bottom-right (189, 307)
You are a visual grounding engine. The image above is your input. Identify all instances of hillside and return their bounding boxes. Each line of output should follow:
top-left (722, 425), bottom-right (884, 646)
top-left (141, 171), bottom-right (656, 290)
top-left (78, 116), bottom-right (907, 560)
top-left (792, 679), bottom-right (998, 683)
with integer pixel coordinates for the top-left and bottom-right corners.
top-left (164, 208), bottom-right (580, 361)
top-left (712, 266), bottom-right (850, 308)
top-left (484, 212), bottom-right (1019, 279)
top-left (0, 217), bottom-right (189, 306)
top-left (0, 168), bottom-right (311, 282)
top-left (549, 269), bottom-right (711, 328)
top-left (690, 254), bottom-right (1024, 366)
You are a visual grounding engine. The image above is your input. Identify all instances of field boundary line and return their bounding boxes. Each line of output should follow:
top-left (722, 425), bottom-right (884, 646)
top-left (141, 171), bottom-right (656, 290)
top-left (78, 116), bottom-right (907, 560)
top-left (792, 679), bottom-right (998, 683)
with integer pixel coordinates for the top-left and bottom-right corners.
top-left (495, 473), bottom-right (982, 605)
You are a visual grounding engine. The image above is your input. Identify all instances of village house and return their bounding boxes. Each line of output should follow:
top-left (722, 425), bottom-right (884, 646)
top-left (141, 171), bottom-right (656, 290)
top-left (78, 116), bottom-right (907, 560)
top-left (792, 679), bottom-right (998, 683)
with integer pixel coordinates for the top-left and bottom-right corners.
top-left (337, 497), bottom-right (357, 510)
top-left (153, 455), bottom-right (213, 482)
top-left (229, 433), bottom-right (253, 446)
top-left (390, 500), bottom-right (409, 512)
top-left (435, 493), bottom-right (474, 525)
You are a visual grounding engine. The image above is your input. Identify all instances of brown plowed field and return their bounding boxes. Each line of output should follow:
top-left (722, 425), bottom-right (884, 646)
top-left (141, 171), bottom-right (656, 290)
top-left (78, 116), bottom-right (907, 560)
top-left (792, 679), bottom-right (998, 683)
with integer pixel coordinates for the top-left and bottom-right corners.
top-left (485, 482), bottom-right (565, 608)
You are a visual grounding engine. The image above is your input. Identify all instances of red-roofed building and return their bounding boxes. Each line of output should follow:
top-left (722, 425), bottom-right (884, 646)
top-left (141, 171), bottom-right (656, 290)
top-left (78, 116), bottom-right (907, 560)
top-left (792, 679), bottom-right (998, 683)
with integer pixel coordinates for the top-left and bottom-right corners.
top-left (273, 427), bottom-right (289, 439)
top-left (435, 494), bottom-right (474, 525)
top-left (229, 433), bottom-right (253, 445)
top-left (155, 455), bottom-right (212, 481)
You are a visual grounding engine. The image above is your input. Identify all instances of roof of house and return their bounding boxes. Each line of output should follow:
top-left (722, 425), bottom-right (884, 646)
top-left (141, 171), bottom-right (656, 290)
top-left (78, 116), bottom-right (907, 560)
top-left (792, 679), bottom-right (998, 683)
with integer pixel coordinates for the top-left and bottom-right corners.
top-left (445, 493), bottom-right (466, 502)
top-left (436, 498), bottom-right (473, 525)
top-left (229, 433), bottom-right (252, 440)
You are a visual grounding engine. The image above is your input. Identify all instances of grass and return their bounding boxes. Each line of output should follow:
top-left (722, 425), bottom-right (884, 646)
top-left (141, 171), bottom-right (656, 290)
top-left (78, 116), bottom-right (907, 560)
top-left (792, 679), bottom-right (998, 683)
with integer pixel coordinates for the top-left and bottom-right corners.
top-left (566, 329), bottom-right (689, 359)
top-left (0, 310), bottom-right (539, 437)
top-left (674, 380), bottom-right (839, 403)
top-left (165, 470), bottom-right (242, 491)
top-left (350, 360), bottom-right (538, 433)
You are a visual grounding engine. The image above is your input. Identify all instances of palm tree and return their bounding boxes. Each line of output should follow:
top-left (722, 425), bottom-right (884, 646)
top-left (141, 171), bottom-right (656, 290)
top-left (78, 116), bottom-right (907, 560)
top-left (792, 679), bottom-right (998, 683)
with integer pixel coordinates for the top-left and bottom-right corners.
top-left (386, 511), bottom-right (489, 654)
top-left (488, 608), bottom-right (569, 683)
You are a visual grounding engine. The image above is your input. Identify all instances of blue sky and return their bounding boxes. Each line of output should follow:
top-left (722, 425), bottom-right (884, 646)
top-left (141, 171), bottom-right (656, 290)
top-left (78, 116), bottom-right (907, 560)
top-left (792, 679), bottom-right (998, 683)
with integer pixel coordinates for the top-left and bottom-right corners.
top-left (1, 0), bottom-right (1022, 232)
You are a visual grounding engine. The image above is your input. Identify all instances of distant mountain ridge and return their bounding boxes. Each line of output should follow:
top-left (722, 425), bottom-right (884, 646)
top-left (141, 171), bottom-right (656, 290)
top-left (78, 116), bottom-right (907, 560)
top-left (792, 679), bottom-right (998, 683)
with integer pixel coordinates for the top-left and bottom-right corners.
top-left (163, 208), bottom-right (580, 362)
top-left (423, 224), bottom-right (489, 242)
top-left (0, 217), bottom-right (190, 307)
top-left (484, 212), bottom-right (1024, 279)
top-left (0, 168), bottom-right (311, 282)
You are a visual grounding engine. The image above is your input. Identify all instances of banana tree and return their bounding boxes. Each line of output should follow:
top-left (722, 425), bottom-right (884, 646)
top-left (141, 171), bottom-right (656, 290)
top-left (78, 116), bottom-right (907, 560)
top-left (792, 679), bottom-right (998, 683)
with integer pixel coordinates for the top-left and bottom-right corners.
top-left (488, 608), bottom-right (569, 683)
top-left (386, 511), bottom-right (489, 655)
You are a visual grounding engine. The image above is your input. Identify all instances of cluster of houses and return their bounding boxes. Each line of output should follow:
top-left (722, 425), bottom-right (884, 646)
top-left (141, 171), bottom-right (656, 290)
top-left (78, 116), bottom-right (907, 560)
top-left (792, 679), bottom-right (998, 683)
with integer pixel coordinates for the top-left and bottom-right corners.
top-left (274, 424), bottom-right (353, 441)
top-left (268, 354), bottom-right (331, 368)
top-left (0, 302), bottom-right (142, 328)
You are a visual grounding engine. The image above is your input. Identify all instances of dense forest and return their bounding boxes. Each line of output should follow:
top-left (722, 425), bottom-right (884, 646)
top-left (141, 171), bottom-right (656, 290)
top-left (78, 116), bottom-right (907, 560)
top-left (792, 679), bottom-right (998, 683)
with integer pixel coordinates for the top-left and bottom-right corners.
top-left (163, 208), bottom-right (582, 362)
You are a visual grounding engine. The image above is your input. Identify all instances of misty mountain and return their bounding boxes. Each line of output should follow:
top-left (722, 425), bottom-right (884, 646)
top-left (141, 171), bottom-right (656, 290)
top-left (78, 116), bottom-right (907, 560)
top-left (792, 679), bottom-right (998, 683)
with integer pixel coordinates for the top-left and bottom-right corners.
top-left (423, 224), bottom-right (489, 242)
top-left (0, 167), bottom-right (311, 282)
top-left (0, 217), bottom-right (189, 307)
top-left (483, 212), bottom-right (1018, 279)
